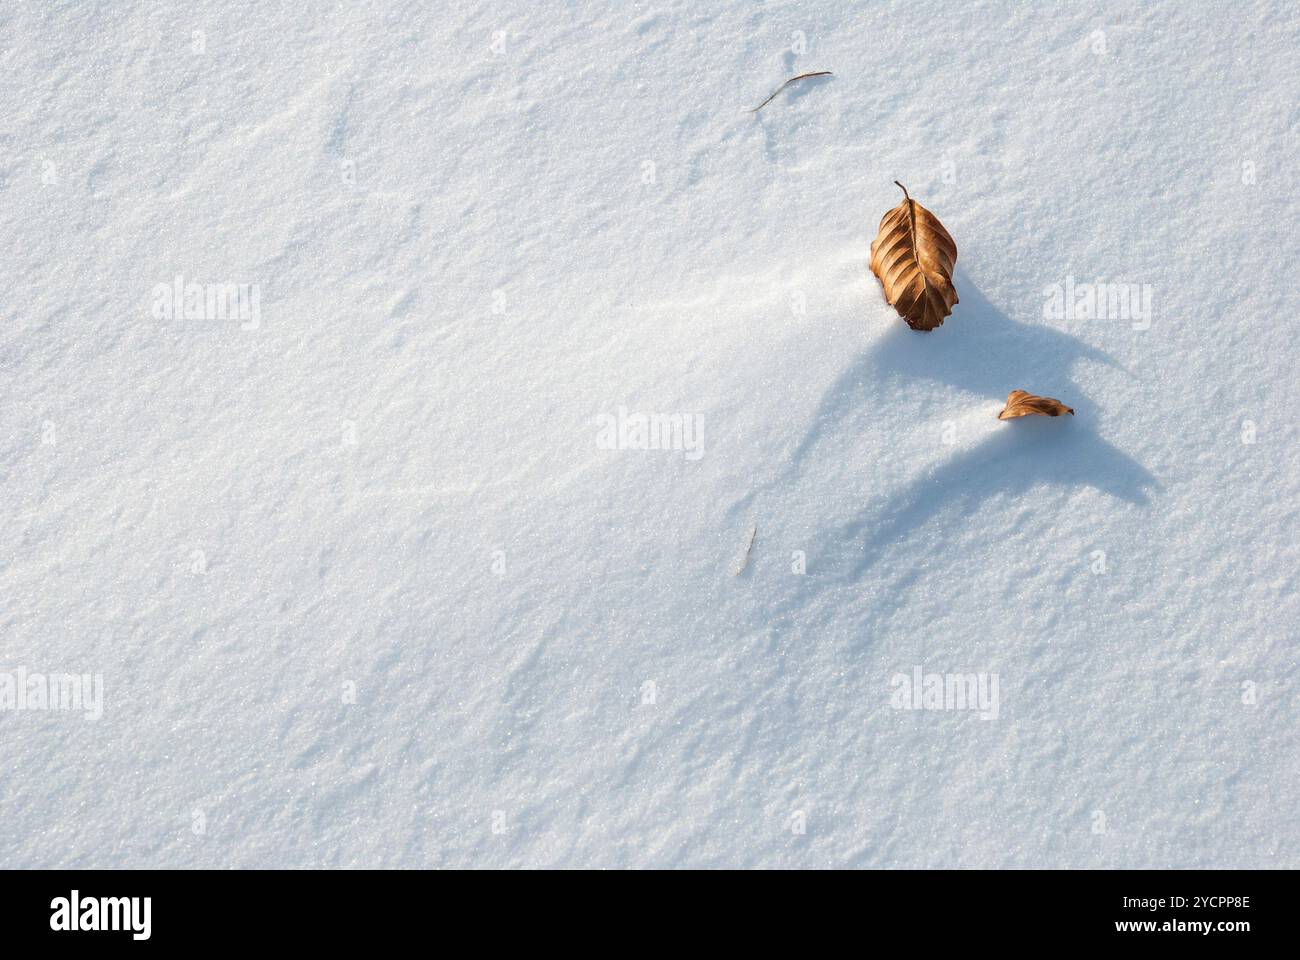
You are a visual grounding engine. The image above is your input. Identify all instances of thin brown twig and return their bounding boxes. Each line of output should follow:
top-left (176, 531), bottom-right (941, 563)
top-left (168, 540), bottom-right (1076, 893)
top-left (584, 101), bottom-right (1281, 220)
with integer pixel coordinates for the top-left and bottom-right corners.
top-left (735, 524), bottom-right (758, 576)
top-left (751, 71), bottom-right (833, 112)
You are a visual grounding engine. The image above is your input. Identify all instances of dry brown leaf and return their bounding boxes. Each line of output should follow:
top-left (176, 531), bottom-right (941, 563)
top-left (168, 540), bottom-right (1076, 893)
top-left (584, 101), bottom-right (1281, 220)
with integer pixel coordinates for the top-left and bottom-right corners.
top-left (997, 390), bottom-right (1075, 420)
top-left (869, 182), bottom-right (958, 331)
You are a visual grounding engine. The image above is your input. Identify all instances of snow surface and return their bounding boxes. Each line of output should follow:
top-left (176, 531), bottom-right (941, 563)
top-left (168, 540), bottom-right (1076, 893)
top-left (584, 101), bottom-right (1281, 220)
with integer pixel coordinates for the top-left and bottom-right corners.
top-left (2, 0), bottom-right (1298, 868)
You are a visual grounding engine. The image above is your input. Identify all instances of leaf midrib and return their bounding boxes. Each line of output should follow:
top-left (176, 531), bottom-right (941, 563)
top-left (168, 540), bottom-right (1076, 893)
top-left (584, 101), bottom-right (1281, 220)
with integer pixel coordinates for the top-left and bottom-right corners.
top-left (903, 197), bottom-right (936, 317)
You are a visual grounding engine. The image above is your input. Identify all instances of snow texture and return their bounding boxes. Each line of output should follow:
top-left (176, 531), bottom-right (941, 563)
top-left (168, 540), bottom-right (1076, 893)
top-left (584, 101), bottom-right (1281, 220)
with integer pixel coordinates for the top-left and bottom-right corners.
top-left (2, 0), bottom-right (1297, 868)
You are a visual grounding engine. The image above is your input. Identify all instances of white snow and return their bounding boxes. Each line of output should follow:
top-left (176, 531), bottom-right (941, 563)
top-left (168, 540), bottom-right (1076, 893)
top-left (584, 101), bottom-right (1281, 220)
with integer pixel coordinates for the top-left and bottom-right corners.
top-left (2, 0), bottom-right (1297, 867)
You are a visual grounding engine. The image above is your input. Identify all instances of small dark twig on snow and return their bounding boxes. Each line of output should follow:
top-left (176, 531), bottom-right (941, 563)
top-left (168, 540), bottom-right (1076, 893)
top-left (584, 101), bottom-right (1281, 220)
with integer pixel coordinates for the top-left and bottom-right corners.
top-left (751, 71), bottom-right (833, 112)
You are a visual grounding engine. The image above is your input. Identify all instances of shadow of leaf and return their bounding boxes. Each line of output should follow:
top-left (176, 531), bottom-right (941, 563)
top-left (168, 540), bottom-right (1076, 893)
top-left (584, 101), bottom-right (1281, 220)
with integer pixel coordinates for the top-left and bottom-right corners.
top-left (732, 271), bottom-right (1158, 587)
top-left (861, 269), bottom-right (1128, 397)
top-left (843, 415), bottom-right (1156, 580)
top-left (836, 271), bottom-right (1157, 579)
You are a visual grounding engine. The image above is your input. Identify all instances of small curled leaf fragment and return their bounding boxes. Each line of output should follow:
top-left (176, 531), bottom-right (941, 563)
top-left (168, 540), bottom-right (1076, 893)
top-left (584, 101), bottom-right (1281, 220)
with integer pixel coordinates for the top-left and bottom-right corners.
top-left (997, 390), bottom-right (1075, 420)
